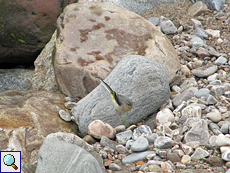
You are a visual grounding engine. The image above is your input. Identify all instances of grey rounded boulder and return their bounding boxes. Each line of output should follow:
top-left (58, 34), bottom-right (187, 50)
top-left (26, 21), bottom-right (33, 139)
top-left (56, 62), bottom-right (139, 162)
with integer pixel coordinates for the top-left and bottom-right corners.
top-left (71, 55), bottom-right (170, 136)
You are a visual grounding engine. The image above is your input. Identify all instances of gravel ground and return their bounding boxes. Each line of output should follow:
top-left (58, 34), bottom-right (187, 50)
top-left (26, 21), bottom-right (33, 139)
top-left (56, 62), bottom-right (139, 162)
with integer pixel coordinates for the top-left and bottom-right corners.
top-left (140, 0), bottom-right (230, 56)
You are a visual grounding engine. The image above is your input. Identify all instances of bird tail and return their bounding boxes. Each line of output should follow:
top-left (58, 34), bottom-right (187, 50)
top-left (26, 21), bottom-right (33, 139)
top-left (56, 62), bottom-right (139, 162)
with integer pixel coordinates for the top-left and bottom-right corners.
top-left (100, 80), bottom-right (115, 94)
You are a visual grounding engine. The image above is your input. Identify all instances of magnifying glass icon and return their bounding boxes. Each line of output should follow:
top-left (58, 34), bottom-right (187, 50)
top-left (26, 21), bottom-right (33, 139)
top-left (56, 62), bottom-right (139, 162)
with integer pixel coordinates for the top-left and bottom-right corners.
top-left (3, 154), bottom-right (18, 170)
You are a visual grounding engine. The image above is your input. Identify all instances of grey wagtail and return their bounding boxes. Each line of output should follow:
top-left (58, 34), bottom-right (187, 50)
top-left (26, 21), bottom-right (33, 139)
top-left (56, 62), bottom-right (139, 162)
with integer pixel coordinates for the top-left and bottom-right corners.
top-left (100, 80), bottom-right (133, 115)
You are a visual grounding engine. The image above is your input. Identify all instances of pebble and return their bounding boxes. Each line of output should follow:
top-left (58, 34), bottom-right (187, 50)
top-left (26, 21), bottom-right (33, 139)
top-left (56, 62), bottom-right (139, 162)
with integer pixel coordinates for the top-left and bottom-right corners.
top-left (82, 134), bottom-right (96, 145)
top-left (146, 134), bottom-right (157, 143)
top-left (154, 136), bottom-right (173, 149)
top-left (214, 56), bottom-right (227, 65)
top-left (191, 147), bottom-right (210, 160)
top-left (205, 112), bottom-right (222, 123)
top-left (59, 110), bottom-right (72, 122)
top-left (166, 153), bottom-right (181, 163)
top-left (181, 104), bottom-right (201, 118)
top-left (133, 125), bottom-right (152, 140)
top-left (156, 108), bottom-right (175, 126)
top-left (116, 144), bottom-right (130, 155)
top-left (109, 163), bottom-right (121, 171)
top-left (181, 155), bottom-right (191, 164)
top-left (161, 161), bottom-right (175, 172)
top-left (148, 17), bottom-right (159, 26)
top-left (222, 150), bottom-right (230, 161)
top-left (195, 88), bottom-right (210, 98)
top-left (122, 151), bottom-right (156, 164)
top-left (215, 134), bottom-right (230, 147)
top-left (172, 87), bottom-right (197, 107)
top-left (208, 155), bottom-right (225, 166)
top-left (159, 16), bottom-right (177, 34)
top-left (191, 64), bottom-right (218, 77)
top-left (115, 125), bottom-right (126, 133)
top-left (116, 129), bottom-right (133, 145)
top-left (193, 27), bottom-right (209, 39)
top-left (220, 124), bottom-right (229, 134)
top-left (205, 29), bottom-right (220, 37)
top-left (88, 120), bottom-right (116, 139)
top-left (64, 101), bottom-right (77, 109)
top-left (195, 49), bottom-right (210, 59)
top-left (147, 164), bottom-right (163, 173)
top-left (131, 136), bottom-right (149, 152)
top-left (188, 1), bottom-right (208, 17)
top-left (190, 18), bottom-right (202, 28)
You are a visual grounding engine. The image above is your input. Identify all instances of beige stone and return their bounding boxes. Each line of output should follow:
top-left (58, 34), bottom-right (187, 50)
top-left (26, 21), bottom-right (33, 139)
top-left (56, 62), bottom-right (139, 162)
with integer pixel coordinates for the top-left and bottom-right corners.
top-left (188, 1), bottom-right (208, 17)
top-left (53, 2), bottom-right (180, 97)
top-left (88, 120), bottom-right (116, 139)
top-left (0, 90), bottom-right (77, 164)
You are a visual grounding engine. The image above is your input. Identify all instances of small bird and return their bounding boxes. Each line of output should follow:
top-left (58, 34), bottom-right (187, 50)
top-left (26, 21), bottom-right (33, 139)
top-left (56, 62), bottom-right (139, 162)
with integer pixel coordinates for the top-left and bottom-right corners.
top-left (100, 80), bottom-right (133, 115)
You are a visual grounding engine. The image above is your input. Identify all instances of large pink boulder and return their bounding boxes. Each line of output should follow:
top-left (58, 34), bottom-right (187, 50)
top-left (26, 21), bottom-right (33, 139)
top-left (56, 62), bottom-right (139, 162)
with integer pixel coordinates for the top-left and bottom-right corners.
top-left (53, 2), bottom-right (180, 97)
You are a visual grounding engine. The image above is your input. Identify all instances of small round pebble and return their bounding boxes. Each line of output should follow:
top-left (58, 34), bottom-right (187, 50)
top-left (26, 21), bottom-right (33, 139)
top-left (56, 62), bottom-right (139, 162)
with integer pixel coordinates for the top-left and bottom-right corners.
top-left (59, 110), bottom-right (71, 121)
top-left (181, 155), bottom-right (191, 164)
top-left (131, 136), bottom-right (149, 152)
top-left (109, 163), bottom-right (121, 171)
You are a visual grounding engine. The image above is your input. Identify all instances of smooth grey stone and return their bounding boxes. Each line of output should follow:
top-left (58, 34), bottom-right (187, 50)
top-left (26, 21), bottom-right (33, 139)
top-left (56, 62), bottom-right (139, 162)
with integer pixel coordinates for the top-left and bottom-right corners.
top-left (131, 136), bottom-right (149, 152)
top-left (166, 153), bottom-right (181, 163)
top-left (0, 68), bottom-right (34, 93)
top-left (148, 17), bottom-right (159, 26)
top-left (172, 87), bottom-right (198, 107)
top-left (59, 110), bottom-right (72, 122)
top-left (189, 35), bottom-right (206, 47)
top-left (184, 119), bottom-right (209, 145)
top-left (191, 64), bottom-right (218, 78)
top-left (43, 132), bottom-right (105, 172)
top-left (154, 136), bottom-right (173, 149)
top-left (191, 0), bottom-right (226, 11)
top-left (193, 27), bottom-right (208, 40)
top-left (209, 123), bottom-right (220, 131)
top-left (109, 163), bottom-right (121, 171)
top-left (195, 88), bottom-right (210, 98)
top-left (36, 140), bottom-right (104, 173)
top-left (71, 55), bottom-right (170, 136)
top-left (146, 134), bottom-right (157, 143)
top-left (191, 147), bottom-right (210, 160)
top-left (122, 151), bottom-right (156, 164)
top-left (133, 125), bottom-right (152, 140)
top-left (222, 150), bottom-right (230, 161)
top-left (116, 129), bottom-right (132, 145)
top-left (220, 124), bottom-right (229, 134)
top-left (206, 94), bottom-right (218, 105)
top-left (215, 56), bottom-right (227, 65)
top-left (159, 16), bottom-right (177, 34)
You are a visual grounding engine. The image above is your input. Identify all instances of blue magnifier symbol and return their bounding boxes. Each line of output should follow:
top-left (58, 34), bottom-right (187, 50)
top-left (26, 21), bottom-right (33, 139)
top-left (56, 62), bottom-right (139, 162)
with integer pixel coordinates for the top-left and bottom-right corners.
top-left (3, 154), bottom-right (18, 170)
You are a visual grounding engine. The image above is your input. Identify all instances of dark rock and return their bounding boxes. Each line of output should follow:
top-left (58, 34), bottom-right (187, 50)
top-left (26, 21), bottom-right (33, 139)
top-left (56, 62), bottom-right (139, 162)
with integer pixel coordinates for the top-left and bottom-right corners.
top-left (0, 0), bottom-right (75, 65)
